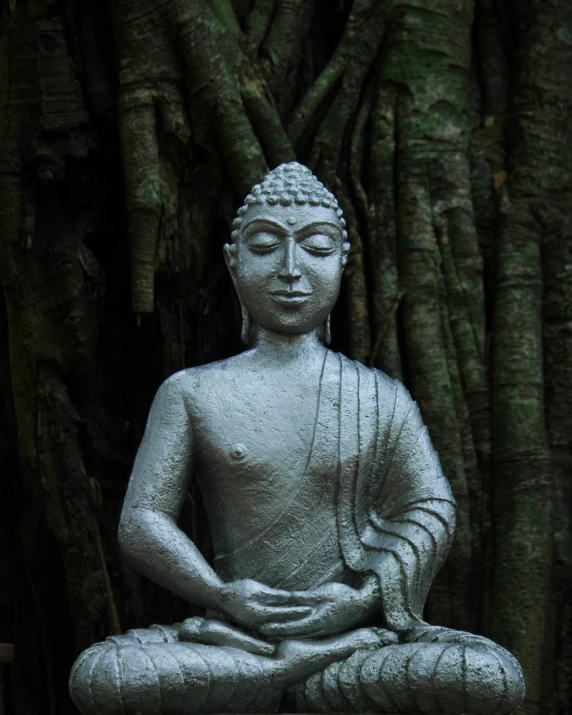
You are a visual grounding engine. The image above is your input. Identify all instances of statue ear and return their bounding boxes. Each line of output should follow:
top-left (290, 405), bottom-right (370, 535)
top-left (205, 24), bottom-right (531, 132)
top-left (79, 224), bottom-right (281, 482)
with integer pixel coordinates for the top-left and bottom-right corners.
top-left (239, 299), bottom-right (253, 345)
top-left (341, 241), bottom-right (350, 268)
top-left (224, 243), bottom-right (253, 344)
top-left (224, 243), bottom-right (237, 273)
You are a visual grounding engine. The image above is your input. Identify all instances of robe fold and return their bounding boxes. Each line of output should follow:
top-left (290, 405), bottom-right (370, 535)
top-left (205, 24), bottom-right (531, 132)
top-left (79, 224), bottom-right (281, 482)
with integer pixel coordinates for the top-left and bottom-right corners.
top-left (335, 355), bottom-right (456, 630)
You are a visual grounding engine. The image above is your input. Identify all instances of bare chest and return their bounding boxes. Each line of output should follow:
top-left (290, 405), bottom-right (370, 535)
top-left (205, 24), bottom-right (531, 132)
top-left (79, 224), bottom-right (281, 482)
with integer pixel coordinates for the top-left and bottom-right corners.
top-left (192, 378), bottom-right (328, 484)
top-left (189, 367), bottom-right (344, 584)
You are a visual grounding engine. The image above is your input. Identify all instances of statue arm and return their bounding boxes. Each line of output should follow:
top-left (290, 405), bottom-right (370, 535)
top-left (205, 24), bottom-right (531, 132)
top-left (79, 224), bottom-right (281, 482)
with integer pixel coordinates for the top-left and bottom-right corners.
top-left (118, 372), bottom-right (225, 610)
top-left (118, 372), bottom-right (311, 631)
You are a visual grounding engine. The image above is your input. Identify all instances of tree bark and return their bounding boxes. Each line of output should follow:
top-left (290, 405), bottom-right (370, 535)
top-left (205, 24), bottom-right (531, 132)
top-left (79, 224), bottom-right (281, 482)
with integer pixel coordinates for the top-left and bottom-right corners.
top-left (0, 1), bottom-right (570, 713)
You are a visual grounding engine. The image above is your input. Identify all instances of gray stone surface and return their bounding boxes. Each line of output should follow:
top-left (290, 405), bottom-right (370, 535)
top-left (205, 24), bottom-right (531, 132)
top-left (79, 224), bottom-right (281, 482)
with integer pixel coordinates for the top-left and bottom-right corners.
top-left (69, 163), bottom-right (526, 714)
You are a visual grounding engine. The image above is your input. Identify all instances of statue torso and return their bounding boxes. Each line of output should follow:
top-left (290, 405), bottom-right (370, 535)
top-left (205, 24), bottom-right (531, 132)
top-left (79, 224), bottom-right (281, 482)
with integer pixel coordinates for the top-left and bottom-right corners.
top-left (185, 349), bottom-right (358, 590)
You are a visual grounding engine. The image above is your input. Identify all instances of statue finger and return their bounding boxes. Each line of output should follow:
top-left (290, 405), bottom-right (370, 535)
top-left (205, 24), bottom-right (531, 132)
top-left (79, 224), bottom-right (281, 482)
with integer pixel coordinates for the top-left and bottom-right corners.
top-left (258, 617), bottom-right (320, 638)
top-left (251, 605), bottom-right (313, 623)
top-left (286, 590), bottom-right (328, 605)
top-left (254, 587), bottom-right (297, 605)
top-left (195, 620), bottom-right (276, 656)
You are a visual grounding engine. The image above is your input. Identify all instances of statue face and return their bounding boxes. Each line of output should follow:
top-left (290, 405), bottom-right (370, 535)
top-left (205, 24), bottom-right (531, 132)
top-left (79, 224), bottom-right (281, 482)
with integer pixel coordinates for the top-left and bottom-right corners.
top-left (225, 203), bottom-right (349, 337)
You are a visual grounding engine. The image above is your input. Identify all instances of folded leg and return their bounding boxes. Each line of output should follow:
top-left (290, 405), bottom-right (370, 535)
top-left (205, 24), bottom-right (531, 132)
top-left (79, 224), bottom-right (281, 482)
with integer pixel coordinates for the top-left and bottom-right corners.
top-left (291, 629), bottom-right (525, 714)
top-left (69, 622), bottom-right (385, 714)
top-left (70, 626), bottom-right (281, 715)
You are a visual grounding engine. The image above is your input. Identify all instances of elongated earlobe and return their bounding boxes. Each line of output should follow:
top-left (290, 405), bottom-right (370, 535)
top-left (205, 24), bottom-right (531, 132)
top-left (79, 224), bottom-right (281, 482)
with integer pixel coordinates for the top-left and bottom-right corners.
top-left (317, 315), bottom-right (331, 345)
top-left (240, 300), bottom-right (253, 344)
top-left (224, 244), bottom-right (252, 344)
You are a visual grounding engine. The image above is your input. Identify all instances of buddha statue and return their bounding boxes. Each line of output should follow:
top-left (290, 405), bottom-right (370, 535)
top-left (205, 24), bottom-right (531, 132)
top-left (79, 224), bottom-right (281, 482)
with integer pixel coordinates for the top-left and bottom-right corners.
top-left (70, 163), bottom-right (525, 714)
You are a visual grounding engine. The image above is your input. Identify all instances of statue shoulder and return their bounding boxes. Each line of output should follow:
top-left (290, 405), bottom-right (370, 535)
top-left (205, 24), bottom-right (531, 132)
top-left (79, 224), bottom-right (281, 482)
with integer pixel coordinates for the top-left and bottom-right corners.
top-left (154, 367), bottom-right (197, 402)
top-left (339, 357), bottom-right (421, 423)
top-left (369, 367), bottom-right (421, 421)
top-left (155, 352), bottom-right (255, 410)
top-left (339, 356), bottom-right (411, 403)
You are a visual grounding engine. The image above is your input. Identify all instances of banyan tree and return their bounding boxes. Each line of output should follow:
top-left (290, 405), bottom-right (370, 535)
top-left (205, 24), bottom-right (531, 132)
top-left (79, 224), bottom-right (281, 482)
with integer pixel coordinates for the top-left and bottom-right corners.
top-left (0, 1), bottom-right (570, 713)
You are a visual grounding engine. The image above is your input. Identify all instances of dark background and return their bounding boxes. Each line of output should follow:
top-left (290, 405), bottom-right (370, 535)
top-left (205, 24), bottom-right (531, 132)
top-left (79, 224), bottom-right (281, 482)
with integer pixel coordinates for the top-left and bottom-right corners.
top-left (0, 0), bottom-right (571, 713)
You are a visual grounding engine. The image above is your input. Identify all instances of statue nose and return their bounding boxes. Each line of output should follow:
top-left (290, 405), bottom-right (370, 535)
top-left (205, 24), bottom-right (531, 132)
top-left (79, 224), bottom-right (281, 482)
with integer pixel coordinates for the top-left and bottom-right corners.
top-left (278, 240), bottom-right (302, 281)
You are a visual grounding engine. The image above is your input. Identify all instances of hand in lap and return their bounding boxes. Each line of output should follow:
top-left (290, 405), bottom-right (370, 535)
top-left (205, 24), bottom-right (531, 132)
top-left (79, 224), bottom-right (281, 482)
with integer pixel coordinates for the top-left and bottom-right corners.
top-left (257, 581), bottom-right (391, 640)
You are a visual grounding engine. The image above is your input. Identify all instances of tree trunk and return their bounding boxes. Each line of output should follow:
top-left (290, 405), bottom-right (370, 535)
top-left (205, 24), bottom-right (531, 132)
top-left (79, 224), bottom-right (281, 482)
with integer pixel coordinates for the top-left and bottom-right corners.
top-left (0, 1), bottom-right (570, 713)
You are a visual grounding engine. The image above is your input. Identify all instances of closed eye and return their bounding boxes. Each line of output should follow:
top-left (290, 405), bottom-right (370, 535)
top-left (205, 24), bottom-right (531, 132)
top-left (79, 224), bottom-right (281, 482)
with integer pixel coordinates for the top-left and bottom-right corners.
top-left (247, 232), bottom-right (281, 254)
top-left (300, 234), bottom-right (336, 255)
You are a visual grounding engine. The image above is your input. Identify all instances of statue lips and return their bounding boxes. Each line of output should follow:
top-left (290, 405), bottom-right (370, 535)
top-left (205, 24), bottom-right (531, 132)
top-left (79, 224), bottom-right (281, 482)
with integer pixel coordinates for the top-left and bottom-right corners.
top-left (270, 289), bottom-right (312, 306)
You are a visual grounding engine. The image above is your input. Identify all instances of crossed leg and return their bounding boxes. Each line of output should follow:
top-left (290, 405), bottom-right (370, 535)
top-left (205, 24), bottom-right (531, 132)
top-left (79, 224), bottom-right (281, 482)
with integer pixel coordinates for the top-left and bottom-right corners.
top-left (70, 620), bottom-right (525, 714)
top-left (291, 626), bottom-right (525, 714)
top-left (69, 620), bottom-right (383, 714)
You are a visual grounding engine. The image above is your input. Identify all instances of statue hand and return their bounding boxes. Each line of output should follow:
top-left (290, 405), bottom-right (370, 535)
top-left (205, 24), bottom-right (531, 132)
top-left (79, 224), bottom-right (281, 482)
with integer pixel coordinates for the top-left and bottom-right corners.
top-left (257, 581), bottom-right (380, 639)
top-left (218, 579), bottom-right (313, 630)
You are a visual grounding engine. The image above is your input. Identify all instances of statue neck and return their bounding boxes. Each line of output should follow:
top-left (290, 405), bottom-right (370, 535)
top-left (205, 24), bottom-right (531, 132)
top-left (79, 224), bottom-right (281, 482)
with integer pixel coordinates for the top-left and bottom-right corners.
top-left (252, 328), bottom-right (325, 361)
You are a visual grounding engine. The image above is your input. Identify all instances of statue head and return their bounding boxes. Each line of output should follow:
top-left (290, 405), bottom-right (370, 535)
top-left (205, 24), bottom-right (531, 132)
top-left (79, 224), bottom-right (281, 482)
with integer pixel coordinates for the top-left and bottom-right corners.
top-left (224, 162), bottom-right (350, 344)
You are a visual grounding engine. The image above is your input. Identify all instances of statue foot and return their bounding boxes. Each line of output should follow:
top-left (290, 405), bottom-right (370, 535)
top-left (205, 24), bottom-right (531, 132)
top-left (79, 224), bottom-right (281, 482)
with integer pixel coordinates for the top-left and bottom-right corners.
top-left (275, 627), bottom-right (384, 684)
top-left (180, 617), bottom-right (385, 679)
top-left (180, 616), bottom-right (276, 656)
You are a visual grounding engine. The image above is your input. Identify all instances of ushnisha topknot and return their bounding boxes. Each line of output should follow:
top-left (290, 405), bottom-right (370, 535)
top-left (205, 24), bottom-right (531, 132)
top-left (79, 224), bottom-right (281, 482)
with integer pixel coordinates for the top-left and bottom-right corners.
top-left (231, 162), bottom-right (348, 242)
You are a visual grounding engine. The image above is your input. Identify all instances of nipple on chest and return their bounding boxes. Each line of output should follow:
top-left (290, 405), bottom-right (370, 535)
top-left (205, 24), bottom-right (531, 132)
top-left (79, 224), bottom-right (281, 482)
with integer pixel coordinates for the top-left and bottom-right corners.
top-left (231, 443), bottom-right (248, 461)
